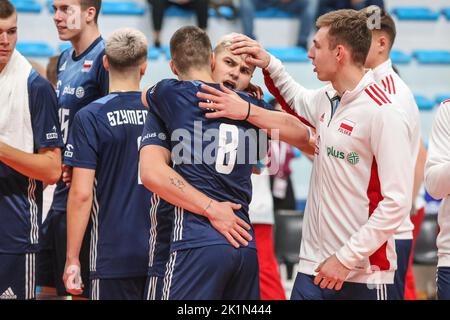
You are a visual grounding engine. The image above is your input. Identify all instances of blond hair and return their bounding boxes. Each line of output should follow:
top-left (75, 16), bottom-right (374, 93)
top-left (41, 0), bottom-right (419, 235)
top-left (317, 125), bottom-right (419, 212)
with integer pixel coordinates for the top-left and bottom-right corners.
top-left (105, 28), bottom-right (148, 71)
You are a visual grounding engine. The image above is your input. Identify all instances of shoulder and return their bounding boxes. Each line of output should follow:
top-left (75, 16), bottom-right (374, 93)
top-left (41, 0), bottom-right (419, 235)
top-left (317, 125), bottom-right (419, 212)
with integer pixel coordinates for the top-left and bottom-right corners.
top-left (151, 79), bottom-right (180, 96)
top-left (28, 70), bottom-right (53, 93)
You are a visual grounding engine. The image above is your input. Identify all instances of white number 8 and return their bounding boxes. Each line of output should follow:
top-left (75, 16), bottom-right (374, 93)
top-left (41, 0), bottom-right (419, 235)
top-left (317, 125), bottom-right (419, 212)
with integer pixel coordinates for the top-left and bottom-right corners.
top-left (215, 124), bottom-right (239, 175)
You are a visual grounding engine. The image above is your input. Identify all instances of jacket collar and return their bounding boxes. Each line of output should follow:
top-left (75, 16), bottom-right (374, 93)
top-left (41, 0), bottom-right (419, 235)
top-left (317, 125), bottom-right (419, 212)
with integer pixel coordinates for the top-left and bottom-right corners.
top-left (325, 69), bottom-right (376, 105)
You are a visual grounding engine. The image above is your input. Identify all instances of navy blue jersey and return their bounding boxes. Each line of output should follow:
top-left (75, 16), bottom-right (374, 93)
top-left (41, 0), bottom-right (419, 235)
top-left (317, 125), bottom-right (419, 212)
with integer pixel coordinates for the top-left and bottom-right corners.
top-left (64, 92), bottom-right (151, 279)
top-left (63, 92), bottom-right (151, 279)
top-left (140, 79), bottom-right (271, 252)
top-left (148, 195), bottom-right (174, 278)
top-left (52, 36), bottom-right (109, 212)
top-left (0, 70), bottom-right (64, 254)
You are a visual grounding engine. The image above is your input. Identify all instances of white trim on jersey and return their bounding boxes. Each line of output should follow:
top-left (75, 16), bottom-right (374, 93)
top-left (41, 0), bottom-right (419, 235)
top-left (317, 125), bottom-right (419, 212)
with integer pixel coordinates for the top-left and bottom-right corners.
top-left (376, 284), bottom-right (388, 300)
top-left (25, 253), bottom-right (35, 300)
top-left (91, 279), bottom-right (100, 300)
top-left (148, 194), bottom-right (160, 267)
top-left (162, 251), bottom-right (177, 300)
top-left (173, 207), bottom-right (184, 242)
top-left (146, 276), bottom-right (158, 300)
top-left (27, 178), bottom-right (39, 245)
top-left (90, 179), bottom-right (100, 273)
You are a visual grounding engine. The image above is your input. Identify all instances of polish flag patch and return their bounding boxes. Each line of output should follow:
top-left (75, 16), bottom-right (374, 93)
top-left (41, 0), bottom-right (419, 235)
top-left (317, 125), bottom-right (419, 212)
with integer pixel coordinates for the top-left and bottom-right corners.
top-left (338, 119), bottom-right (355, 136)
top-left (82, 60), bottom-right (93, 72)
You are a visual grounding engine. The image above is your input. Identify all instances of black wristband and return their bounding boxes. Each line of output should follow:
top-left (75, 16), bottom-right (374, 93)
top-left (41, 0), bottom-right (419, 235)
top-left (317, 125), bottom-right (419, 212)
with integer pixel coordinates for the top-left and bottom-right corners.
top-left (244, 101), bottom-right (251, 121)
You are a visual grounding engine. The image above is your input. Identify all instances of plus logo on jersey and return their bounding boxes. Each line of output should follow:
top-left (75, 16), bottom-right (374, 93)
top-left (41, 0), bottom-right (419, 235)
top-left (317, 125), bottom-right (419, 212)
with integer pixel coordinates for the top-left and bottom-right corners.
top-left (82, 60), bottom-right (93, 73)
top-left (338, 119), bottom-right (355, 136)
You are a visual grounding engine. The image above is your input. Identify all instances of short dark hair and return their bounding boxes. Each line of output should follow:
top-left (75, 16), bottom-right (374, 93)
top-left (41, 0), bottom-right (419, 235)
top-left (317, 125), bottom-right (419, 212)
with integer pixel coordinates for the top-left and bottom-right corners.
top-left (378, 10), bottom-right (396, 48)
top-left (170, 26), bottom-right (212, 75)
top-left (316, 9), bottom-right (371, 66)
top-left (0, 0), bottom-right (16, 19)
top-left (80, 0), bottom-right (101, 23)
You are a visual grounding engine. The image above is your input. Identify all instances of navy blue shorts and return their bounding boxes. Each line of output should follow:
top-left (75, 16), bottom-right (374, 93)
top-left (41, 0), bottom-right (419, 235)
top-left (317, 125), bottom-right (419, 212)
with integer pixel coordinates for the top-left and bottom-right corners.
top-left (0, 253), bottom-right (36, 300)
top-left (291, 272), bottom-right (394, 300)
top-left (387, 239), bottom-right (412, 300)
top-left (90, 277), bottom-right (147, 300)
top-left (161, 245), bottom-right (260, 300)
top-left (437, 267), bottom-right (450, 300)
top-left (144, 275), bottom-right (164, 300)
top-left (37, 209), bottom-right (91, 298)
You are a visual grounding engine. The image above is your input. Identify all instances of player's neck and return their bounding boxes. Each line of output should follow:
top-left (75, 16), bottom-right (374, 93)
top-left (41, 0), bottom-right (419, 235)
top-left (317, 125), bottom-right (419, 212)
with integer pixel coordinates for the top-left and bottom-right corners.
top-left (71, 26), bottom-right (101, 57)
top-left (0, 63), bottom-right (6, 73)
top-left (109, 74), bottom-right (140, 93)
top-left (331, 64), bottom-right (366, 97)
top-left (369, 54), bottom-right (390, 70)
top-left (179, 68), bottom-right (215, 83)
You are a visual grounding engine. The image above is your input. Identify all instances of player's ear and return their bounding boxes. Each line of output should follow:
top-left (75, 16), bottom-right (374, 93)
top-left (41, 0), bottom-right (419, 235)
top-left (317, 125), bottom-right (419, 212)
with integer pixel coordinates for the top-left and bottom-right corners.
top-left (85, 6), bottom-right (97, 24)
top-left (378, 35), bottom-right (388, 53)
top-left (169, 60), bottom-right (178, 76)
top-left (336, 44), bottom-right (345, 64)
top-left (211, 52), bottom-right (216, 71)
top-left (102, 55), bottom-right (110, 71)
top-left (140, 60), bottom-right (148, 77)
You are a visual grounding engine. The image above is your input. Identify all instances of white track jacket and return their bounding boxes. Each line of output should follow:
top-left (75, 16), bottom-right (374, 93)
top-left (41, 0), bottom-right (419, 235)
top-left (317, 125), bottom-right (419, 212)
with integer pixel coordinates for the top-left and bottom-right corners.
top-left (264, 55), bottom-right (414, 284)
top-left (373, 59), bottom-right (421, 240)
top-left (425, 100), bottom-right (450, 268)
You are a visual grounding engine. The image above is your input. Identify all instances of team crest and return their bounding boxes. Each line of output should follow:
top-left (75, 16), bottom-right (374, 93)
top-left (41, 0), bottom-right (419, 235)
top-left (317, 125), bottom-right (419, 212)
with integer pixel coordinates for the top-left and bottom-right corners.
top-left (82, 60), bottom-right (93, 72)
top-left (338, 119), bottom-right (355, 136)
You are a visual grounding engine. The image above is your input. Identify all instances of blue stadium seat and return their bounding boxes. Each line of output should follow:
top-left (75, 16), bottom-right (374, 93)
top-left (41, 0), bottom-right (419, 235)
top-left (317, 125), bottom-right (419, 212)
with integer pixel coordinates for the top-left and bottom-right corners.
top-left (413, 50), bottom-right (450, 64)
top-left (59, 42), bottom-right (72, 53)
top-left (165, 5), bottom-right (192, 17)
top-left (255, 8), bottom-right (293, 18)
top-left (436, 94), bottom-right (450, 105)
top-left (101, 1), bottom-right (145, 16)
top-left (391, 7), bottom-right (440, 21)
top-left (390, 49), bottom-right (412, 65)
top-left (161, 46), bottom-right (171, 60)
top-left (442, 8), bottom-right (450, 20)
top-left (214, 6), bottom-right (235, 19)
top-left (415, 95), bottom-right (435, 111)
top-left (267, 47), bottom-right (309, 63)
top-left (11, 0), bottom-right (42, 13)
top-left (147, 47), bottom-right (161, 60)
top-left (16, 41), bottom-right (55, 57)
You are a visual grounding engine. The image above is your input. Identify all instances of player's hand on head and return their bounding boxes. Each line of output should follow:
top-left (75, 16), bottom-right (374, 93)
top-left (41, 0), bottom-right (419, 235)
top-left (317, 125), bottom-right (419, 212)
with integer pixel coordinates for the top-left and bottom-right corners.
top-left (63, 260), bottom-right (84, 295)
top-left (229, 35), bottom-right (270, 69)
top-left (205, 200), bottom-right (252, 248)
top-left (62, 164), bottom-right (73, 187)
top-left (313, 254), bottom-right (351, 291)
top-left (197, 84), bottom-right (249, 121)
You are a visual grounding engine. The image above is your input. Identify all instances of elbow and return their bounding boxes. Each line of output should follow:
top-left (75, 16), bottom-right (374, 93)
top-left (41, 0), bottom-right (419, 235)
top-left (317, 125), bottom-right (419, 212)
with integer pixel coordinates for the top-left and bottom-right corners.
top-left (140, 168), bottom-right (161, 193)
top-left (424, 171), bottom-right (446, 200)
top-left (43, 165), bottom-right (62, 185)
top-left (69, 188), bottom-right (92, 205)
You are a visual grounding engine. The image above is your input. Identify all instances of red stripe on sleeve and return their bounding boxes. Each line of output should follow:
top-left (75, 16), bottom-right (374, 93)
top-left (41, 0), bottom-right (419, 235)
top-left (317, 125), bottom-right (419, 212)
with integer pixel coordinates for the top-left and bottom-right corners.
top-left (389, 75), bottom-right (396, 95)
top-left (365, 88), bottom-right (382, 106)
top-left (373, 84), bottom-right (392, 104)
top-left (263, 68), bottom-right (315, 129)
top-left (370, 85), bottom-right (389, 104)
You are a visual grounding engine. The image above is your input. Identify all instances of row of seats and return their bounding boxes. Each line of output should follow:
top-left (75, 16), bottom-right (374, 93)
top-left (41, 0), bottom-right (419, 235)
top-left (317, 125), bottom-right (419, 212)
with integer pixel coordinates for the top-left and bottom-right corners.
top-left (16, 41), bottom-right (450, 65)
top-left (12, 0), bottom-right (450, 21)
top-left (274, 210), bottom-right (439, 280)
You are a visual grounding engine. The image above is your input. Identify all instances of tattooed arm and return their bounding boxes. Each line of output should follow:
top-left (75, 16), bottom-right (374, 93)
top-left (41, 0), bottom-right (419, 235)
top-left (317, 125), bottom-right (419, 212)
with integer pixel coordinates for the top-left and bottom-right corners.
top-left (139, 145), bottom-right (252, 248)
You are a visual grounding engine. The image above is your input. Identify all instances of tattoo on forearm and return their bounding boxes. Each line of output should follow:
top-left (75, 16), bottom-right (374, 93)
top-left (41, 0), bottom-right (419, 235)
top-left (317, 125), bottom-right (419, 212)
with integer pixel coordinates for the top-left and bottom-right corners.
top-left (170, 177), bottom-right (186, 193)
